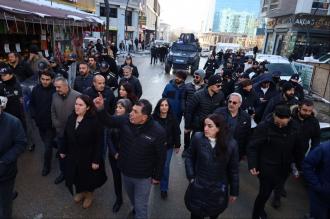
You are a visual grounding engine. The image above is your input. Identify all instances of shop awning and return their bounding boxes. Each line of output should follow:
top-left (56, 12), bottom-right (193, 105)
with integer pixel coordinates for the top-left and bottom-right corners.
top-left (0, 0), bottom-right (103, 25)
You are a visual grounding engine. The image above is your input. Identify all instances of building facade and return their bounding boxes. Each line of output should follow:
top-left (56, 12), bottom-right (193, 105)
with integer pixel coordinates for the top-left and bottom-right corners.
top-left (261, 0), bottom-right (330, 58)
top-left (138, 0), bottom-right (160, 45)
top-left (158, 22), bottom-right (171, 41)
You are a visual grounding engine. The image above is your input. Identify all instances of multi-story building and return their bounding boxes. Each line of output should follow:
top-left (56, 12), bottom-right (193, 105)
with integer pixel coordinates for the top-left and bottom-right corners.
top-left (211, 0), bottom-right (260, 34)
top-left (95, 0), bottom-right (141, 46)
top-left (53, 0), bottom-right (96, 12)
top-left (158, 22), bottom-right (171, 41)
top-left (261, 0), bottom-right (330, 58)
top-left (139, 0), bottom-right (160, 45)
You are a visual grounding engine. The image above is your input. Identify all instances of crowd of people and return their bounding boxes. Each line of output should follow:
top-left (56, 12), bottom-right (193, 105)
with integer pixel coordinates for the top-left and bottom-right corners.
top-left (0, 41), bottom-right (329, 219)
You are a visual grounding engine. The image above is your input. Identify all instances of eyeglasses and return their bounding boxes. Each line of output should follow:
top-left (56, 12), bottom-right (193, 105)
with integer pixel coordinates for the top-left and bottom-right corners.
top-left (228, 100), bottom-right (238, 105)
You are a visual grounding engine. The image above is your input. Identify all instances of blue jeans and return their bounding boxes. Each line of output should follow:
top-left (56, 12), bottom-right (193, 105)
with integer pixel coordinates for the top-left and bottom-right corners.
top-left (309, 190), bottom-right (330, 219)
top-left (160, 148), bottom-right (173, 192)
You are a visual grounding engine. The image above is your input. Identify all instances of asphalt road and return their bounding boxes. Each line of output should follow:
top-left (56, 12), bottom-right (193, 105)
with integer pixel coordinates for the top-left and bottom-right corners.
top-left (13, 55), bottom-right (309, 219)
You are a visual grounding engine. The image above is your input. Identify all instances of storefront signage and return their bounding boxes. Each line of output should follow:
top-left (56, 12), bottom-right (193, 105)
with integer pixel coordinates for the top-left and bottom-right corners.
top-left (267, 15), bottom-right (330, 30)
top-left (139, 16), bottom-right (147, 26)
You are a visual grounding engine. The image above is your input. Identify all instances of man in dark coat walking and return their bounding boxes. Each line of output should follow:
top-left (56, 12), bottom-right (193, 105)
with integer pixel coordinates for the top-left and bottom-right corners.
top-left (94, 97), bottom-right (166, 219)
top-left (30, 71), bottom-right (56, 176)
top-left (0, 96), bottom-right (26, 218)
top-left (118, 65), bottom-right (143, 99)
top-left (247, 105), bottom-right (303, 219)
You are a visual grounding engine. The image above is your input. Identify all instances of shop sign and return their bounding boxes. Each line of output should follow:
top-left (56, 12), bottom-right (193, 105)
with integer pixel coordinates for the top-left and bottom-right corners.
top-left (268, 15), bottom-right (330, 30)
top-left (139, 16), bottom-right (147, 26)
top-left (293, 61), bottom-right (314, 90)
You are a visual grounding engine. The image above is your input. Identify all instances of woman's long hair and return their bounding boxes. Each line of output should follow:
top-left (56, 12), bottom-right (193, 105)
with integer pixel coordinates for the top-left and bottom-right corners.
top-left (205, 114), bottom-right (229, 157)
top-left (124, 55), bottom-right (133, 66)
top-left (120, 82), bottom-right (138, 103)
top-left (76, 94), bottom-right (96, 116)
top-left (152, 98), bottom-right (172, 118)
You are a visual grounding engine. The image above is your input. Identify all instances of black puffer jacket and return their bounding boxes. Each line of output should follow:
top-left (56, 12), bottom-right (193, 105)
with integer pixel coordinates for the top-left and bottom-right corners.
top-left (185, 132), bottom-right (239, 217)
top-left (152, 113), bottom-right (181, 149)
top-left (214, 107), bottom-right (251, 158)
top-left (96, 110), bottom-right (166, 180)
top-left (291, 107), bottom-right (320, 154)
top-left (247, 116), bottom-right (303, 181)
top-left (262, 93), bottom-right (299, 120)
top-left (185, 88), bottom-right (225, 131)
top-left (181, 82), bottom-right (206, 114)
top-left (236, 87), bottom-right (260, 111)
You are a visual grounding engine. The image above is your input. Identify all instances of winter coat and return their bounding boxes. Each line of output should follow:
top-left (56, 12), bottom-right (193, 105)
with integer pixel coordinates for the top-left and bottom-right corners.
top-left (84, 85), bottom-right (116, 115)
top-left (262, 93), bottom-right (299, 121)
top-left (10, 61), bottom-right (34, 83)
top-left (96, 110), bottom-right (166, 180)
top-left (73, 73), bottom-right (93, 93)
top-left (185, 88), bottom-right (225, 131)
top-left (51, 89), bottom-right (81, 136)
top-left (118, 64), bottom-right (139, 78)
top-left (0, 76), bottom-right (25, 126)
top-left (236, 87), bottom-right (260, 112)
top-left (303, 140), bottom-right (330, 201)
top-left (292, 81), bottom-right (304, 101)
top-left (119, 76), bottom-right (143, 99)
top-left (184, 132), bottom-right (239, 217)
top-left (247, 117), bottom-right (303, 182)
top-left (162, 80), bottom-right (186, 121)
top-left (152, 113), bottom-right (181, 149)
top-left (0, 112), bottom-right (26, 182)
top-left (30, 84), bottom-right (56, 129)
top-left (203, 59), bottom-right (219, 74)
top-left (181, 82), bottom-right (206, 114)
top-left (59, 113), bottom-right (107, 194)
top-left (100, 71), bottom-right (119, 91)
top-left (291, 107), bottom-right (320, 154)
top-left (214, 107), bottom-right (251, 158)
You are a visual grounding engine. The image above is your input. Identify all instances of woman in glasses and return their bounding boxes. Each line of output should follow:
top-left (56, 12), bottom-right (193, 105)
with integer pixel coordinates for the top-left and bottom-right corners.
top-left (184, 113), bottom-right (239, 219)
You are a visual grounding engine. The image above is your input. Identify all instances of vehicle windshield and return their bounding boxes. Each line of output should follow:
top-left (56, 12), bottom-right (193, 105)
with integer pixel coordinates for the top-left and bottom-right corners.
top-left (320, 128), bottom-right (330, 142)
top-left (171, 43), bottom-right (197, 52)
top-left (266, 63), bottom-right (297, 76)
top-left (319, 53), bottom-right (330, 62)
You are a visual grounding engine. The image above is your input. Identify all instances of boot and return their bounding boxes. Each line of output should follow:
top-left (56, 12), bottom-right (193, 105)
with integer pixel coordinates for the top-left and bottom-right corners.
top-left (74, 192), bottom-right (85, 203)
top-left (271, 195), bottom-right (281, 209)
top-left (82, 192), bottom-right (93, 209)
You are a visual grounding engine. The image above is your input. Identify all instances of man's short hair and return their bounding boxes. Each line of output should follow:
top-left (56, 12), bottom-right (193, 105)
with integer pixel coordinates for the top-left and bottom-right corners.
top-left (136, 99), bottom-right (152, 116)
top-left (40, 70), bottom-right (55, 79)
top-left (229, 92), bottom-right (243, 103)
top-left (79, 62), bottom-right (89, 67)
top-left (54, 76), bottom-right (69, 85)
top-left (299, 99), bottom-right (314, 107)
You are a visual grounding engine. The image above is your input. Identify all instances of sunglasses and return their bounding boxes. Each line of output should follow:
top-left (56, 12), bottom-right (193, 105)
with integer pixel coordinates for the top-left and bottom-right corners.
top-left (228, 100), bottom-right (238, 105)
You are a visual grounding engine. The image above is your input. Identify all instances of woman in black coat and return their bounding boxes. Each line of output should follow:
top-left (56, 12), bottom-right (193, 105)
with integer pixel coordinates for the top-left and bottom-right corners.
top-left (59, 95), bottom-right (107, 209)
top-left (185, 114), bottom-right (239, 219)
top-left (107, 98), bottom-right (132, 213)
top-left (152, 98), bottom-right (181, 199)
top-left (118, 55), bottom-right (139, 78)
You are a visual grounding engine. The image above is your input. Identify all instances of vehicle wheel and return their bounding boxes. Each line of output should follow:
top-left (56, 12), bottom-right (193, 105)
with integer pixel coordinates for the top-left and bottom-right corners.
top-left (165, 63), bottom-right (171, 74)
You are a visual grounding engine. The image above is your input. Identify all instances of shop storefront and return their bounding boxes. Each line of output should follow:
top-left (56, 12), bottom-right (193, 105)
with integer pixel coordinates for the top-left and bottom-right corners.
top-left (263, 14), bottom-right (330, 59)
top-left (0, 0), bottom-right (103, 61)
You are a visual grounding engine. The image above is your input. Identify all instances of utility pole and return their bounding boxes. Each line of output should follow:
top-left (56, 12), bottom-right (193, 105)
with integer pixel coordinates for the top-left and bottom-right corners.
top-left (104, 0), bottom-right (110, 42)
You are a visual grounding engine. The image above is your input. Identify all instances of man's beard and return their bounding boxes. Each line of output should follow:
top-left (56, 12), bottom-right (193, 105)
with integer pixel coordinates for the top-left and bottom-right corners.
top-left (285, 93), bottom-right (294, 100)
top-left (299, 112), bottom-right (311, 119)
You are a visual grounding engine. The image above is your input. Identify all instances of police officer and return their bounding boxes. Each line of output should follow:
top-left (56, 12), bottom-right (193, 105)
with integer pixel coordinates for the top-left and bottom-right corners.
top-left (99, 61), bottom-right (118, 91)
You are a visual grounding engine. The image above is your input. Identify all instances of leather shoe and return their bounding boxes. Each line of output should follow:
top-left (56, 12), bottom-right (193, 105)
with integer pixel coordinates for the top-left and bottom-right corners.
top-left (271, 196), bottom-right (281, 209)
top-left (161, 191), bottom-right (168, 200)
top-left (42, 167), bottom-right (50, 176)
top-left (112, 199), bottom-right (123, 213)
top-left (54, 173), bottom-right (65, 184)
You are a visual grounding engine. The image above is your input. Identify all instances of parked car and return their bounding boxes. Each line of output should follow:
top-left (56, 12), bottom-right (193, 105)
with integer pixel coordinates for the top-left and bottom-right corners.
top-left (200, 48), bottom-right (211, 57)
top-left (320, 122), bottom-right (330, 143)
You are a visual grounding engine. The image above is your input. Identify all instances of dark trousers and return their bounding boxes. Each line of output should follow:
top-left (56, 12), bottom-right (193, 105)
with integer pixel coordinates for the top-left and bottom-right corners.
top-left (191, 213), bottom-right (220, 219)
top-left (39, 128), bottom-right (55, 169)
top-left (109, 155), bottom-right (123, 202)
top-left (0, 178), bottom-right (15, 219)
top-left (252, 175), bottom-right (283, 219)
top-left (309, 190), bottom-right (330, 219)
top-left (150, 56), bottom-right (157, 64)
top-left (273, 176), bottom-right (288, 200)
top-left (55, 135), bottom-right (65, 174)
top-left (184, 131), bottom-right (192, 150)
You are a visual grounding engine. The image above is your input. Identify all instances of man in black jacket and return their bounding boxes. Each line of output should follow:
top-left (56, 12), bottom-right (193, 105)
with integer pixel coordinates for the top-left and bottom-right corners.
top-left (247, 105), bottom-right (303, 219)
top-left (262, 81), bottom-right (299, 120)
top-left (214, 92), bottom-right (251, 160)
top-left (236, 79), bottom-right (260, 112)
top-left (185, 74), bottom-right (225, 134)
top-left (182, 69), bottom-right (206, 154)
top-left (74, 62), bottom-right (93, 93)
top-left (119, 65), bottom-right (143, 98)
top-left (0, 96), bottom-right (26, 218)
top-left (99, 61), bottom-right (119, 91)
top-left (30, 71), bottom-right (56, 176)
top-left (94, 97), bottom-right (166, 219)
top-left (7, 52), bottom-right (34, 83)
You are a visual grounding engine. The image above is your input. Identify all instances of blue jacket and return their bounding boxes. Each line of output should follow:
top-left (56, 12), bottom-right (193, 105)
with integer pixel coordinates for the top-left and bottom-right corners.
top-left (303, 140), bottom-right (330, 199)
top-left (0, 112), bottom-right (26, 182)
top-left (74, 73), bottom-right (93, 93)
top-left (162, 80), bottom-right (186, 121)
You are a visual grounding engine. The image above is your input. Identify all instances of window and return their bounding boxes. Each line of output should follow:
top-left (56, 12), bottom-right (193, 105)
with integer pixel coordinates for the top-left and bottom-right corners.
top-left (100, 7), bottom-right (117, 18)
top-left (126, 10), bottom-right (132, 26)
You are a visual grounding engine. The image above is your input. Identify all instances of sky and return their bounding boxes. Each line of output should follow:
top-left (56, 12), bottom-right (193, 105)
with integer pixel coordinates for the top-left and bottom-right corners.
top-left (158, 0), bottom-right (210, 31)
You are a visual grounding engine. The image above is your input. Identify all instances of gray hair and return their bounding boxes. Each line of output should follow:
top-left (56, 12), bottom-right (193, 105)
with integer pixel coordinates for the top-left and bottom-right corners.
top-left (229, 92), bottom-right (242, 103)
top-left (54, 76), bottom-right (69, 86)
